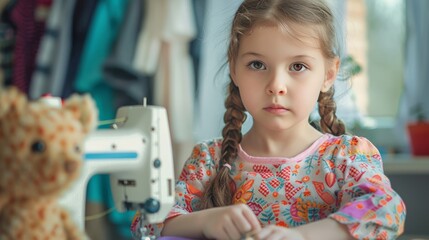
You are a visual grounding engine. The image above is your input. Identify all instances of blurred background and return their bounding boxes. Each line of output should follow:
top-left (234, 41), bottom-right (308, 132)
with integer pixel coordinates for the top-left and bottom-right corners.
top-left (1, 0), bottom-right (428, 239)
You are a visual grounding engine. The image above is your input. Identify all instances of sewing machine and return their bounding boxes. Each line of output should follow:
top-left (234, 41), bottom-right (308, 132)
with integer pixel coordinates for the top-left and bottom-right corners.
top-left (58, 101), bottom-right (176, 235)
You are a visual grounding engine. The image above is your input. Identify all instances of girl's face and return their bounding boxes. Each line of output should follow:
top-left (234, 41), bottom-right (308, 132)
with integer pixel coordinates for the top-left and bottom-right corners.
top-left (230, 24), bottom-right (339, 133)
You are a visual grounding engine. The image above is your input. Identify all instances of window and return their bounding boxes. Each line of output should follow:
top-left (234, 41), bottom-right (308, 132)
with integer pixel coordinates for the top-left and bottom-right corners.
top-left (346, 0), bottom-right (405, 119)
top-left (341, 0), bottom-right (406, 153)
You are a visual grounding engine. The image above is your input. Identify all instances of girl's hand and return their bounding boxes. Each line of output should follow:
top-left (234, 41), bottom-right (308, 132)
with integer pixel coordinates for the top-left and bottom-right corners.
top-left (202, 203), bottom-right (261, 240)
top-left (253, 225), bottom-right (306, 240)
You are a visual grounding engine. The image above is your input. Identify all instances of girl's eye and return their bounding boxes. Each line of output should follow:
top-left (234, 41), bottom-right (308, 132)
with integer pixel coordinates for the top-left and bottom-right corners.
top-left (290, 63), bottom-right (307, 72)
top-left (248, 61), bottom-right (266, 70)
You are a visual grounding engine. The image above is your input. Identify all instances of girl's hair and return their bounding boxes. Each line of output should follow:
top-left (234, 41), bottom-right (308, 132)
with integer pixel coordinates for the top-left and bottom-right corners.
top-left (200, 0), bottom-right (345, 209)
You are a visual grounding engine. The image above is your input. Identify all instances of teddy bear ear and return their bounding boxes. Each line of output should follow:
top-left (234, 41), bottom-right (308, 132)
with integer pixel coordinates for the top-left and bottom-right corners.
top-left (63, 93), bottom-right (99, 134)
top-left (0, 87), bottom-right (28, 118)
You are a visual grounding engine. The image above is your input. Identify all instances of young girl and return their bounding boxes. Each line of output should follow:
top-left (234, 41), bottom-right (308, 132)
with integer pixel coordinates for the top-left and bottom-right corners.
top-left (132, 0), bottom-right (406, 239)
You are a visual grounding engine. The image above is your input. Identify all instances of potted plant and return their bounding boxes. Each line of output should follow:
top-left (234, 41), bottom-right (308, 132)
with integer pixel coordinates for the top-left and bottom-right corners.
top-left (407, 104), bottom-right (429, 156)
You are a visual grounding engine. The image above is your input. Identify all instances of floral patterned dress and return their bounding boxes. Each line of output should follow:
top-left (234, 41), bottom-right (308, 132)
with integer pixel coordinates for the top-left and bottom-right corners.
top-left (132, 134), bottom-right (406, 239)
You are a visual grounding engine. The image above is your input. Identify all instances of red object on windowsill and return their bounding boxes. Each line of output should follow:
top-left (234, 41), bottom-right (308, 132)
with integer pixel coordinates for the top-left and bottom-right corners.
top-left (407, 122), bottom-right (429, 156)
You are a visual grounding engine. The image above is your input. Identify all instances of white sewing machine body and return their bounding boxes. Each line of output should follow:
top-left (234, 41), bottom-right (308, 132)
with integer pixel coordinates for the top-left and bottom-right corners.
top-left (59, 104), bottom-right (175, 230)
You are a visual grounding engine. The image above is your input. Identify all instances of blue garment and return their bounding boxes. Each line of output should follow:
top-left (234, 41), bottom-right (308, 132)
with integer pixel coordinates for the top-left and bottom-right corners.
top-left (62, 0), bottom-right (99, 98)
top-left (73, 0), bottom-right (133, 238)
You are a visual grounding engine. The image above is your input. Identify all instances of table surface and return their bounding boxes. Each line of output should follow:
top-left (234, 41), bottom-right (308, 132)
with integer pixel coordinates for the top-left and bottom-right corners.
top-left (158, 237), bottom-right (196, 240)
top-left (382, 154), bottom-right (429, 174)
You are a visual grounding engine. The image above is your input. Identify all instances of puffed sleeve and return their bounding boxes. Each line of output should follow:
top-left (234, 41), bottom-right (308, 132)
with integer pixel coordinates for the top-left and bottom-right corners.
top-left (329, 136), bottom-right (406, 239)
top-left (166, 141), bottom-right (218, 218)
top-left (131, 140), bottom-right (219, 237)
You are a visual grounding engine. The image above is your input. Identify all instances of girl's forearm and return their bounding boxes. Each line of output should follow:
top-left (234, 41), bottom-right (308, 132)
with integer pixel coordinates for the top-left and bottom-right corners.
top-left (162, 210), bottom-right (354, 240)
top-left (161, 204), bottom-right (261, 239)
top-left (295, 218), bottom-right (355, 240)
top-left (161, 210), bottom-right (210, 238)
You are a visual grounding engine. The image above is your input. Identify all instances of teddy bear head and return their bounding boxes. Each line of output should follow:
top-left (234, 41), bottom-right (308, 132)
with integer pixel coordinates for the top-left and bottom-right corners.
top-left (0, 87), bottom-right (98, 200)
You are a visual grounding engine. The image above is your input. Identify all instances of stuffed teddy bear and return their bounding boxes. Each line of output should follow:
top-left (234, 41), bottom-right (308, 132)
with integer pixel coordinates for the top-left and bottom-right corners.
top-left (0, 86), bottom-right (98, 239)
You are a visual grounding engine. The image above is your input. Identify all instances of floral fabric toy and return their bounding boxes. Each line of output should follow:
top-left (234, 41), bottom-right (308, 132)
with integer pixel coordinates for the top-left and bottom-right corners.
top-left (0, 87), bottom-right (98, 239)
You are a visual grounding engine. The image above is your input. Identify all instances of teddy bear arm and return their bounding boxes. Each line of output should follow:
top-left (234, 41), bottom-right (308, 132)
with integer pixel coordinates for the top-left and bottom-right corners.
top-left (60, 208), bottom-right (90, 240)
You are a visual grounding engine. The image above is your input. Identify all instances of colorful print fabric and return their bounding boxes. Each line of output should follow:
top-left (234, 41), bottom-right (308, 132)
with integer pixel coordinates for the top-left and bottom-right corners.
top-left (134, 134), bottom-right (406, 239)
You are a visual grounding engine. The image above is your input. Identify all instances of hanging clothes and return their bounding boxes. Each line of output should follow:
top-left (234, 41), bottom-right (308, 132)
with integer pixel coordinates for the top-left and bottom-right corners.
top-left (61, 0), bottom-right (99, 98)
top-left (29, 0), bottom-right (76, 99)
top-left (133, 0), bottom-right (197, 176)
top-left (102, 0), bottom-right (153, 109)
top-left (0, 0), bottom-right (15, 87)
top-left (9, 0), bottom-right (52, 94)
top-left (73, 0), bottom-right (127, 120)
top-left (72, 0), bottom-right (132, 239)
top-left (0, 0), bottom-right (11, 13)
